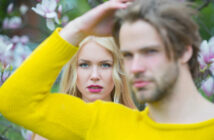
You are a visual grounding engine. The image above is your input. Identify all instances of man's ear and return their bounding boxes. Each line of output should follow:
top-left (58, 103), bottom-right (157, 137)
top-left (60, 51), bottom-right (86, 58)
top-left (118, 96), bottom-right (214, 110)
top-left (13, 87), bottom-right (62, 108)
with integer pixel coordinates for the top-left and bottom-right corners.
top-left (180, 45), bottom-right (193, 64)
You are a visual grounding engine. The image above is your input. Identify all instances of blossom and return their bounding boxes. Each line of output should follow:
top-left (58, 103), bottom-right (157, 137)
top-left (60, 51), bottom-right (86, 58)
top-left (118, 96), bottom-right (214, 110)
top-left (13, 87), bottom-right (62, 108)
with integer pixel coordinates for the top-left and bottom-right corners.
top-left (32, 0), bottom-right (58, 18)
top-left (32, 0), bottom-right (59, 30)
top-left (209, 63), bottom-right (214, 76)
top-left (21, 130), bottom-right (33, 140)
top-left (0, 35), bottom-right (13, 68)
top-left (12, 43), bottom-right (31, 68)
top-left (61, 16), bottom-right (69, 27)
top-left (201, 76), bottom-right (214, 97)
top-left (198, 37), bottom-right (214, 71)
top-left (20, 4), bottom-right (29, 15)
top-left (58, 5), bottom-right (62, 14)
top-left (11, 35), bottom-right (29, 45)
top-left (32, 0), bottom-right (59, 21)
top-left (0, 34), bottom-right (31, 85)
top-left (3, 16), bottom-right (22, 30)
top-left (7, 3), bottom-right (14, 14)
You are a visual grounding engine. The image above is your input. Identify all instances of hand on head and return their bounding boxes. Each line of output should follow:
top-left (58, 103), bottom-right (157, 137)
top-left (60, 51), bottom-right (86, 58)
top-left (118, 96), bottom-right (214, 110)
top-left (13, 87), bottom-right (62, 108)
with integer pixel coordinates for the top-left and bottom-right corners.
top-left (60, 0), bottom-right (132, 46)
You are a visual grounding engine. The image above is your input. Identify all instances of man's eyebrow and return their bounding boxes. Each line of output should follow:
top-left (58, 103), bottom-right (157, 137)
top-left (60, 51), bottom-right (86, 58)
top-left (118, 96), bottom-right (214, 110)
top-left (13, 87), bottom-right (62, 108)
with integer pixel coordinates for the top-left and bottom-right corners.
top-left (120, 45), bottom-right (162, 52)
top-left (139, 45), bottom-right (162, 51)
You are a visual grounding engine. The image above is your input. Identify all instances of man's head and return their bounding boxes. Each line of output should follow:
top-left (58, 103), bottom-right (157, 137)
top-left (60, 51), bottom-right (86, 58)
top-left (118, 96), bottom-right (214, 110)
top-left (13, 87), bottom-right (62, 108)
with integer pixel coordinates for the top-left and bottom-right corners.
top-left (113, 0), bottom-right (201, 103)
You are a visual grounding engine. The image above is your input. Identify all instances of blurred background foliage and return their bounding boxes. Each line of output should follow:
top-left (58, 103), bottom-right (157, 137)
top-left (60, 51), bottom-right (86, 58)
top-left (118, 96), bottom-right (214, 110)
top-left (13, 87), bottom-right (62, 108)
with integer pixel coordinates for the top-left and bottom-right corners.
top-left (0, 0), bottom-right (213, 139)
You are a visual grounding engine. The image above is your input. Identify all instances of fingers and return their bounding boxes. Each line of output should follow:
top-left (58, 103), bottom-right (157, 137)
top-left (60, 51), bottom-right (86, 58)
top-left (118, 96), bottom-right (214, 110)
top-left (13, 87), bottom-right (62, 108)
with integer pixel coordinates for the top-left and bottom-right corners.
top-left (100, 1), bottom-right (129, 11)
top-left (107, 0), bottom-right (133, 9)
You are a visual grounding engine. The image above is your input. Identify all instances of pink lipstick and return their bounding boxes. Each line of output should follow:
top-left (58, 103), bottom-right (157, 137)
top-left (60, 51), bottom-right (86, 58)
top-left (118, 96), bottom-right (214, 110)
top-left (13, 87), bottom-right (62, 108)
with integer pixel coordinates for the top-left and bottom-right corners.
top-left (87, 85), bottom-right (103, 93)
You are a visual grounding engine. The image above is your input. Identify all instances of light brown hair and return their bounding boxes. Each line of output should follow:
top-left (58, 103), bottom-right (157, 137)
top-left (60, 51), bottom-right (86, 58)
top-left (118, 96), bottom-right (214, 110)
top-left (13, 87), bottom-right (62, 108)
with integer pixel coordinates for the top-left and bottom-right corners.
top-left (113, 0), bottom-right (201, 79)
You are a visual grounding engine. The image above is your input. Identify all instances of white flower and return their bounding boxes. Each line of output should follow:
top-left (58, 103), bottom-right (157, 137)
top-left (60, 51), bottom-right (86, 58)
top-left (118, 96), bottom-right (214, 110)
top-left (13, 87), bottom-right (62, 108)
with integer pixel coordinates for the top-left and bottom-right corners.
top-left (46, 19), bottom-right (55, 31)
top-left (3, 16), bottom-right (22, 29)
top-left (32, 0), bottom-right (59, 30)
top-left (58, 5), bottom-right (62, 14)
top-left (32, 0), bottom-right (59, 20)
top-left (0, 35), bottom-right (13, 69)
top-left (7, 3), bottom-right (14, 14)
top-left (20, 4), bottom-right (29, 15)
top-left (62, 16), bottom-right (69, 27)
top-left (0, 35), bottom-right (12, 57)
top-left (11, 35), bottom-right (29, 45)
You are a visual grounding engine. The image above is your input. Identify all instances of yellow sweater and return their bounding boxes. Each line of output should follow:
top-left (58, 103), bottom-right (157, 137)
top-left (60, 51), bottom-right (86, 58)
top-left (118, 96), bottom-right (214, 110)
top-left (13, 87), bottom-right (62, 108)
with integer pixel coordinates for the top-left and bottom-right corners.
top-left (0, 29), bottom-right (214, 140)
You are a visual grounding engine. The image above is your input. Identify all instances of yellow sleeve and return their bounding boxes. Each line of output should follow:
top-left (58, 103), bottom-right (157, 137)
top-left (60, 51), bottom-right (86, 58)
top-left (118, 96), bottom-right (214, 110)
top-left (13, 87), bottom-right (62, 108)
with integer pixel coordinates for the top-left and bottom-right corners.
top-left (0, 28), bottom-right (99, 140)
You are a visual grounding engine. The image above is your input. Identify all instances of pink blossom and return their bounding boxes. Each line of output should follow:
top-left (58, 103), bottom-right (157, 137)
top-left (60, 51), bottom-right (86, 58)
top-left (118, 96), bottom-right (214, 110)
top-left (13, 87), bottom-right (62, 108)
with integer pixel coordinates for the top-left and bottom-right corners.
top-left (0, 34), bottom-right (31, 82)
top-left (209, 63), bottom-right (214, 76)
top-left (7, 3), bottom-right (14, 14)
top-left (61, 16), bottom-right (69, 27)
top-left (198, 37), bottom-right (214, 71)
top-left (3, 17), bottom-right (22, 29)
top-left (32, 0), bottom-right (58, 19)
top-left (32, 0), bottom-right (59, 30)
top-left (0, 35), bottom-right (13, 76)
top-left (11, 35), bottom-right (29, 45)
top-left (201, 77), bottom-right (214, 97)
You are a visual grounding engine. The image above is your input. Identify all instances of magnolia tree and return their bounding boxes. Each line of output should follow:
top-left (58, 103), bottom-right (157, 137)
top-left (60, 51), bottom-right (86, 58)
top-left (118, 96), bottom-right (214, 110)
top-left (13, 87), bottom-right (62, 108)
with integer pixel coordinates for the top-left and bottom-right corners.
top-left (0, 0), bottom-right (213, 139)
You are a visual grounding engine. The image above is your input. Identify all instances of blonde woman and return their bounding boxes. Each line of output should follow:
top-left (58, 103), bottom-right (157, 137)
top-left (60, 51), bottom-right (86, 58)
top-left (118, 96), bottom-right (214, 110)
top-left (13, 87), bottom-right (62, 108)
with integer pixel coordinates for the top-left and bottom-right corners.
top-left (31, 36), bottom-right (135, 140)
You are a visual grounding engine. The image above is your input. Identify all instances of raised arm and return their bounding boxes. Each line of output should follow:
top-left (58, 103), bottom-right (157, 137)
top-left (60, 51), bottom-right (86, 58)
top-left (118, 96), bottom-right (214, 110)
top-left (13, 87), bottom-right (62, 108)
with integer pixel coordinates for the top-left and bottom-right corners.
top-left (0, 1), bottom-right (130, 140)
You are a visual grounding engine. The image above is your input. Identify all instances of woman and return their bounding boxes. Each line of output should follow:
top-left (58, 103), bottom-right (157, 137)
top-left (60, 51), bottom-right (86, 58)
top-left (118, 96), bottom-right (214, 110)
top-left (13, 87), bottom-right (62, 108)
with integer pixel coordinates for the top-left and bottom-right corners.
top-left (0, 1), bottom-right (139, 140)
top-left (31, 36), bottom-right (135, 140)
top-left (61, 36), bottom-right (134, 106)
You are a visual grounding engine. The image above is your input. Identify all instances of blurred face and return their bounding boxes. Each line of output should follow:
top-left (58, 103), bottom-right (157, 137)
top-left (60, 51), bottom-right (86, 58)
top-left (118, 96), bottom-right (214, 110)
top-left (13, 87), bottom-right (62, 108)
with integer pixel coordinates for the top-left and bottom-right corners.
top-left (76, 40), bottom-right (114, 102)
top-left (119, 20), bottom-right (179, 103)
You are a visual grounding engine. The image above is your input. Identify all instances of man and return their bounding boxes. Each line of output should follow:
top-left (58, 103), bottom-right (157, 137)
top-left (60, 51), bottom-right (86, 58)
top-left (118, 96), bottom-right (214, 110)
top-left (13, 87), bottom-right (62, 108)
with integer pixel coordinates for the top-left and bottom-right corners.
top-left (112, 0), bottom-right (214, 124)
top-left (1, 0), bottom-right (214, 139)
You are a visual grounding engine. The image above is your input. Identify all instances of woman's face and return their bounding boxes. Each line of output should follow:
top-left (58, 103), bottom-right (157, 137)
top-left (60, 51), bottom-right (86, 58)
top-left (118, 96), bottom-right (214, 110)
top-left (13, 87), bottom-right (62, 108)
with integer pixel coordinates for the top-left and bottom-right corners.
top-left (76, 40), bottom-right (114, 102)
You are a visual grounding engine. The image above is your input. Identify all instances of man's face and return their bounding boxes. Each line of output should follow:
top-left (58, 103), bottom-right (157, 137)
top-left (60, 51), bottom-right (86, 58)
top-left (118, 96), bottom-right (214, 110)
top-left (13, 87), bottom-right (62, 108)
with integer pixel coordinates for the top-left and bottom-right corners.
top-left (119, 20), bottom-right (179, 103)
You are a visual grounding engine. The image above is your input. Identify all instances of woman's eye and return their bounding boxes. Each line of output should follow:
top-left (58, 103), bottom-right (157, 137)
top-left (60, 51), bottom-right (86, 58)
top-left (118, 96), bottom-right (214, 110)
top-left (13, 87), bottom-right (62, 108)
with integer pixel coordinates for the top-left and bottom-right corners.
top-left (101, 63), bottom-right (112, 68)
top-left (79, 63), bottom-right (89, 68)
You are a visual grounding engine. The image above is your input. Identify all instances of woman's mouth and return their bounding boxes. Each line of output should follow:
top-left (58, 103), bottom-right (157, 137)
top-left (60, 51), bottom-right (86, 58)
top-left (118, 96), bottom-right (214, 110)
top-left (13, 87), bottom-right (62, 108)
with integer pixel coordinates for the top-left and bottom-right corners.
top-left (87, 85), bottom-right (103, 93)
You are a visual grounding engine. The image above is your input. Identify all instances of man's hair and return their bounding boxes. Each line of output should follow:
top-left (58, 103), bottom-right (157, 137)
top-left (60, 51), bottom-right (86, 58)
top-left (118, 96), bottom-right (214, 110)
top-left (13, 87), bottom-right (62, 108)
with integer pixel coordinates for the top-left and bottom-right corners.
top-left (113, 0), bottom-right (201, 79)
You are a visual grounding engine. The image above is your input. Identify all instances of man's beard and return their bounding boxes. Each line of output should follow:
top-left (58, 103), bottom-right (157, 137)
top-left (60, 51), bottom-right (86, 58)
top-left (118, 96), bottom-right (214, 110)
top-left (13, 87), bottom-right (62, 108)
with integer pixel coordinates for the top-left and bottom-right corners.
top-left (132, 63), bottom-right (179, 104)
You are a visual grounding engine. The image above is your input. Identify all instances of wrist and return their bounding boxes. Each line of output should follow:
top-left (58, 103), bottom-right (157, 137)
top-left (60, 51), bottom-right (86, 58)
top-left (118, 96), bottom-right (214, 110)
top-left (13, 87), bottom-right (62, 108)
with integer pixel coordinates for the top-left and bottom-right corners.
top-left (59, 19), bottom-right (87, 46)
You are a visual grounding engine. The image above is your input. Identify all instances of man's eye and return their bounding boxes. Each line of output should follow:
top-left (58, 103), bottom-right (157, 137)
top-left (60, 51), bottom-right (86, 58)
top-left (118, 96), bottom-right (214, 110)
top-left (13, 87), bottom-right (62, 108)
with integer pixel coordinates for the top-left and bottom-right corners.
top-left (101, 63), bottom-right (112, 68)
top-left (145, 49), bottom-right (157, 54)
top-left (79, 63), bottom-right (89, 68)
top-left (123, 53), bottom-right (133, 59)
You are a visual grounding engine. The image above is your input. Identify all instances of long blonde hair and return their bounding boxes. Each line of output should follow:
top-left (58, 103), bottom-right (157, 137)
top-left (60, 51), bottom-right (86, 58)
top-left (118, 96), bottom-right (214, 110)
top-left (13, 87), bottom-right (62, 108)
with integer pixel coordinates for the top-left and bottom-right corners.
top-left (60, 36), bottom-right (135, 108)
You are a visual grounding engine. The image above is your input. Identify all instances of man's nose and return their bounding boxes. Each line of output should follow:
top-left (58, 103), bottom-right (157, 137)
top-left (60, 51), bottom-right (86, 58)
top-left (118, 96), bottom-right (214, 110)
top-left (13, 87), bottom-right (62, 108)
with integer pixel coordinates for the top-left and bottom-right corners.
top-left (131, 55), bottom-right (146, 74)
